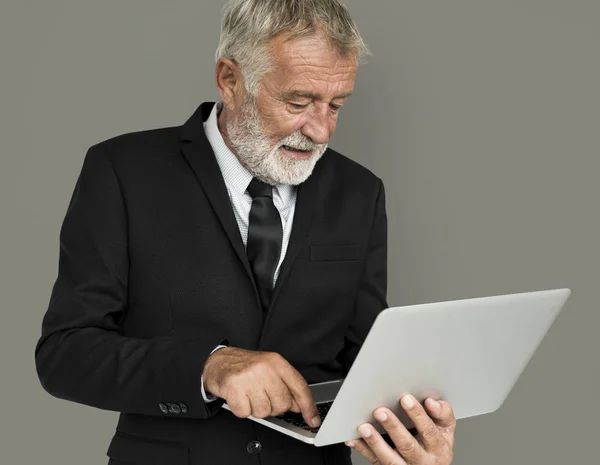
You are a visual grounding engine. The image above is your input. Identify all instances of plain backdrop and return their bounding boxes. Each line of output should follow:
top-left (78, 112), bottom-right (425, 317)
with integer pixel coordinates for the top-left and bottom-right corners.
top-left (2, 1), bottom-right (599, 463)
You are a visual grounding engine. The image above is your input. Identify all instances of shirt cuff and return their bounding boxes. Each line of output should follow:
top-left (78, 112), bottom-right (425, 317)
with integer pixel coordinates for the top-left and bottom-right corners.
top-left (201, 344), bottom-right (228, 402)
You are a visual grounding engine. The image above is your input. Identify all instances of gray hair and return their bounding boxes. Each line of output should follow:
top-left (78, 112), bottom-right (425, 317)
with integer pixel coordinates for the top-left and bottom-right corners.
top-left (215, 0), bottom-right (371, 96)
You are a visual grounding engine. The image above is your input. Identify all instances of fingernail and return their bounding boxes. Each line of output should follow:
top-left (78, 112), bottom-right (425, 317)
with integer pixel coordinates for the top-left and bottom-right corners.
top-left (358, 425), bottom-right (372, 438)
top-left (311, 416), bottom-right (321, 427)
top-left (374, 409), bottom-right (387, 422)
top-left (432, 400), bottom-right (441, 409)
top-left (402, 395), bottom-right (415, 408)
top-left (345, 440), bottom-right (355, 448)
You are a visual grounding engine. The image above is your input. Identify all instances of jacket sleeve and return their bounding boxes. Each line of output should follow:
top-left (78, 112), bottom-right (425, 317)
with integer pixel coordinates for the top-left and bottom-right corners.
top-left (34, 145), bottom-right (227, 419)
top-left (336, 178), bottom-right (388, 376)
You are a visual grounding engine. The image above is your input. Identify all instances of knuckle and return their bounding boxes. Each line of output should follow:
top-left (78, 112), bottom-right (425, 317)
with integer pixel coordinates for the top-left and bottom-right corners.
top-left (233, 409), bottom-right (250, 419)
top-left (271, 399), bottom-right (292, 416)
top-left (422, 424), bottom-right (439, 440)
top-left (265, 351), bottom-right (284, 365)
top-left (230, 401), bottom-right (250, 419)
top-left (364, 453), bottom-right (377, 465)
top-left (252, 403), bottom-right (271, 419)
top-left (253, 409), bottom-right (269, 418)
top-left (286, 372), bottom-right (308, 393)
top-left (383, 417), bottom-right (401, 433)
top-left (271, 407), bottom-right (287, 416)
top-left (254, 410), bottom-right (270, 419)
top-left (281, 397), bottom-right (293, 412)
top-left (353, 440), bottom-right (366, 454)
top-left (396, 438), bottom-right (417, 454)
top-left (369, 434), bottom-right (383, 447)
top-left (386, 423), bottom-right (403, 438)
top-left (442, 400), bottom-right (456, 418)
top-left (226, 394), bottom-right (246, 417)
top-left (294, 373), bottom-right (309, 389)
top-left (363, 434), bottom-right (377, 446)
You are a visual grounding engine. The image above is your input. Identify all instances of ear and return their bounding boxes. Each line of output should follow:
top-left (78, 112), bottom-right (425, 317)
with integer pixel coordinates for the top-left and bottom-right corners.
top-left (215, 58), bottom-right (243, 112)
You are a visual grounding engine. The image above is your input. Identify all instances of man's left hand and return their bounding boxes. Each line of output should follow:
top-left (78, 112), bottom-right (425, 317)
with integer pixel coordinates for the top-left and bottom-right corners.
top-left (345, 394), bottom-right (456, 465)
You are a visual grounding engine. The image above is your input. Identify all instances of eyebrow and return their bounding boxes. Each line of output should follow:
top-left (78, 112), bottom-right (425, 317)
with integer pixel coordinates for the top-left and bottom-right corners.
top-left (281, 90), bottom-right (353, 101)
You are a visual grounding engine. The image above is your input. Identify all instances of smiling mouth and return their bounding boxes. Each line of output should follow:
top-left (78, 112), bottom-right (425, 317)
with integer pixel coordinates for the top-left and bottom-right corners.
top-left (282, 145), bottom-right (311, 153)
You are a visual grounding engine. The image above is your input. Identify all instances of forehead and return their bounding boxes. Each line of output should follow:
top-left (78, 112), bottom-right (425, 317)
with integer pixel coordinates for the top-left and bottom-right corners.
top-left (265, 33), bottom-right (358, 97)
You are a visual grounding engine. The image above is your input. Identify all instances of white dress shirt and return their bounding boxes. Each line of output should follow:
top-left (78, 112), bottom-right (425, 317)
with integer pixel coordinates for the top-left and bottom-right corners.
top-left (200, 101), bottom-right (298, 402)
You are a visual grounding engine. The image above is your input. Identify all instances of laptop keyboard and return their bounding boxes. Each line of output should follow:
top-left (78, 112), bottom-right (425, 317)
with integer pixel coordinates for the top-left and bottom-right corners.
top-left (275, 401), bottom-right (334, 432)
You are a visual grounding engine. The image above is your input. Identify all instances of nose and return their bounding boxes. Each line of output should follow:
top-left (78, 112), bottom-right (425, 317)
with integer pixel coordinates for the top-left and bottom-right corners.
top-left (301, 105), bottom-right (331, 145)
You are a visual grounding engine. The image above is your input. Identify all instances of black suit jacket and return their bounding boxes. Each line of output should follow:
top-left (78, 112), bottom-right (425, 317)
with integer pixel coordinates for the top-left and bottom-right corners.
top-left (35, 102), bottom-right (388, 465)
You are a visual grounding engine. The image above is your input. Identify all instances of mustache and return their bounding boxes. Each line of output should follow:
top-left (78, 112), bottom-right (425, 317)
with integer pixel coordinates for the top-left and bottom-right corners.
top-left (278, 133), bottom-right (326, 152)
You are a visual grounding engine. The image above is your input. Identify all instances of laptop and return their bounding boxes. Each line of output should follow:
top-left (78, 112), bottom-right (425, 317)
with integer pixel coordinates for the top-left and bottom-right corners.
top-left (221, 288), bottom-right (571, 446)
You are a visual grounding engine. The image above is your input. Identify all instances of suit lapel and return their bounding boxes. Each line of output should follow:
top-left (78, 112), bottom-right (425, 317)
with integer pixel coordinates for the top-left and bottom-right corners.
top-left (180, 102), bottom-right (260, 305)
top-left (180, 101), bottom-right (324, 322)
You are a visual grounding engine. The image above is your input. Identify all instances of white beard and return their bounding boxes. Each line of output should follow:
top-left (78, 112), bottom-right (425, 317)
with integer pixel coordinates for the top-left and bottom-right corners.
top-left (225, 96), bottom-right (328, 186)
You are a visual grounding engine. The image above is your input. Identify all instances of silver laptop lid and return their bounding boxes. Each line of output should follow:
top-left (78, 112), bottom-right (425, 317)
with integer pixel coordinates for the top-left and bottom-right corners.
top-left (314, 288), bottom-right (570, 446)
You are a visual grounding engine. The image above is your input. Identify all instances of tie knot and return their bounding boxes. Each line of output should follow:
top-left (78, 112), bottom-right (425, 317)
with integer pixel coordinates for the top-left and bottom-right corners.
top-left (247, 178), bottom-right (273, 199)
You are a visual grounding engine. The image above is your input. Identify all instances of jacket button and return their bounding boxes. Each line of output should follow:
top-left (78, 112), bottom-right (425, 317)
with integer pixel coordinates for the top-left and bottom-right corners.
top-left (179, 403), bottom-right (188, 414)
top-left (246, 440), bottom-right (262, 455)
top-left (168, 403), bottom-right (181, 414)
top-left (158, 403), bottom-right (168, 414)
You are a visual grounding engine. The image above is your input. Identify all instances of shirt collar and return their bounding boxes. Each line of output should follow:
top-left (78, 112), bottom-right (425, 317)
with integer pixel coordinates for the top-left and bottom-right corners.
top-left (204, 102), bottom-right (253, 197)
top-left (203, 102), bottom-right (295, 201)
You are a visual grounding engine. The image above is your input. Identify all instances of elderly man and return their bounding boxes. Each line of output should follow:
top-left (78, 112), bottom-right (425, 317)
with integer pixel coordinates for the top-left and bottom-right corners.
top-left (35, 0), bottom-right (456, 464)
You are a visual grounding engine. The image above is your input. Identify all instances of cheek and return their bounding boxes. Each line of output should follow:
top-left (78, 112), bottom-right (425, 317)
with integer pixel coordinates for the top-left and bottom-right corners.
top-left (272, 114), bottom-right (306, 139)
top-left (264, 108), bottom-right (339, 141)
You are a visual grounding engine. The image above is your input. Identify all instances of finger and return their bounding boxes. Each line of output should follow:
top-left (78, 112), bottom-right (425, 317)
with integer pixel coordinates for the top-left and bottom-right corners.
top-left (347, 438), bottom-right (393, 465)
top-left (371, 405), bottom-right (424, 464)
top-left (267, 382), bottom-right (294, 415)
top-left (356, 423), bottom-right (408, 465)
top-left (280, 364), bottom-right (320, 427)
top-left (372, 407), bottom-right (424, 458)
top-left (249, 391), bottom-right (272, 419)
top-left (401, 395), bottom-right (443, 452)
top-left (228, 393), bottom-right (252, 419)
top-left (290, 399), bottom-right (301, 413)
top-left (426, 399), bottom-right (457, 431)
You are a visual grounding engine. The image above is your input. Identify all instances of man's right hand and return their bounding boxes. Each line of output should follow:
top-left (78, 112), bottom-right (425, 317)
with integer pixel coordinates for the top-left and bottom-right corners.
top-left (202, 347), bottom-right (321, 428)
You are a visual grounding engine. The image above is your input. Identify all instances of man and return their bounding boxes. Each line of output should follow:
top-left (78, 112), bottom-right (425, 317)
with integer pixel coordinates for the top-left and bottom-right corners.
top-left (35, 0), bottom-right (456, 464)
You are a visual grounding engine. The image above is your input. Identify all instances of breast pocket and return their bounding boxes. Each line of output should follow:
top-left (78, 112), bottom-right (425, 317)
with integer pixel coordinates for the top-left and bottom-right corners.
top-left (107, 431), bottom-right (189, 465)
top-left (309, 245), bottom-right (363, 262)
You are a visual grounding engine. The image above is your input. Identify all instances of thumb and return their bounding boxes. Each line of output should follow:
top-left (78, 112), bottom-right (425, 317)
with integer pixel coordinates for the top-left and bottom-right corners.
top-left (425, 399), bottom-right (456, 430)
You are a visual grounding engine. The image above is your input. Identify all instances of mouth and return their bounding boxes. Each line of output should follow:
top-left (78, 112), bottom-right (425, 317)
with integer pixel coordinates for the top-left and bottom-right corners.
top-left (281, 145), bottom-right (313, 159)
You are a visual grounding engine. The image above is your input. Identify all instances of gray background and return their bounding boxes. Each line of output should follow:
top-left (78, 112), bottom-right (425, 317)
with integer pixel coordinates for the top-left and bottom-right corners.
top-left (2, 0), bottom-right (598, 463)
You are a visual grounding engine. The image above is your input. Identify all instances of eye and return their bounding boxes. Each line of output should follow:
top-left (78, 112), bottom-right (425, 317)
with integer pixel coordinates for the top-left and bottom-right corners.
top-left (330, 104), bottom-right (342, 111)
top-left (290, 103), bottom-right (309, 109)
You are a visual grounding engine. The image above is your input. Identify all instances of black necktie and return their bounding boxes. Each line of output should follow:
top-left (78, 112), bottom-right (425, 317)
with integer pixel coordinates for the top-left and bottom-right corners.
top-left (246, 178), bottom-right (283, 312)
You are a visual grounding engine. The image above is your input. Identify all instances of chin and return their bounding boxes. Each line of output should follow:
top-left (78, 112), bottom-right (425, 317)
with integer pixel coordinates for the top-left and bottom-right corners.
top-left (246, 146), bottom-right (326, 186)
top-left (270, 159), bottom-right (320, 185)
